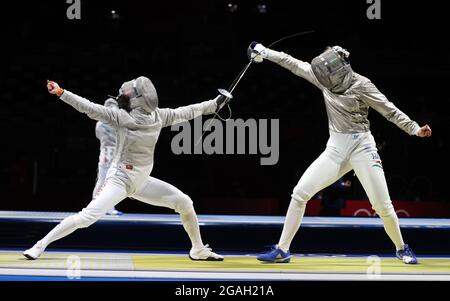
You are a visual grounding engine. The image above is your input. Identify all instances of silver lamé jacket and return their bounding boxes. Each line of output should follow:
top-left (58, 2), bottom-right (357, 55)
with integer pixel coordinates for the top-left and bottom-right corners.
top-left (60, 91), bottom-right (218, 193)
top-left (265, 49), bottom-right (420, 136)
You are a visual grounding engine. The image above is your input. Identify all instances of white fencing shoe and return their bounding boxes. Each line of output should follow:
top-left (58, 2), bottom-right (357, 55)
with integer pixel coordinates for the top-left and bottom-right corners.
top-left (23, 241), bottom-right (45, 260)
top-left (189, 244), bottom-right (224, 261)
top-left (106, 208), bottom-right (123, 216)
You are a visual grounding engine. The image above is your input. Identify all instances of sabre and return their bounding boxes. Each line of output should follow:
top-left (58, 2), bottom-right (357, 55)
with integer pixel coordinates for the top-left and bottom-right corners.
top-left (195, 60), bottom-right (252, 146)
top-left (218, 29), bottom-right (316, 101)
top-left (195, 29), bottom-right (315, 146)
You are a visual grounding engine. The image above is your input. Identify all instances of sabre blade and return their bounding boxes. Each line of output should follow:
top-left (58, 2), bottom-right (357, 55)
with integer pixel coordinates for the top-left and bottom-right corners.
top-left (228, 60), bottom-right (253, 94)
top-left (194, 112), bottom-right (219, 147)
top-left (267, 30), bottom-right (315, 48)
top-left (195, 30), bottom-right (315, 147)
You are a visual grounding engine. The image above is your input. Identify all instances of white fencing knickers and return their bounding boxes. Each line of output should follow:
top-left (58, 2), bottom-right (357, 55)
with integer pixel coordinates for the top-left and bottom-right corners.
top-left (92, 165), bottom-right (109, 198)
top-left (92, 145), bottom-right (115, 198)
top-left (278, 131), bottom-right (405, 251)
top-left (37, 168), bottom-right (203, 251)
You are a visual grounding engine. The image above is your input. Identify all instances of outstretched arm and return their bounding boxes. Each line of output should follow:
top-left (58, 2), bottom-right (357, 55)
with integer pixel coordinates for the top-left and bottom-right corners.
top-left (158, 95), bottom-right (225, 127)
top-left (359, 81), bottom-right (432, 137)
top-left (247, 42), bottom-right (322, 88)
top-left (47, 80), bottom-right (120, 126)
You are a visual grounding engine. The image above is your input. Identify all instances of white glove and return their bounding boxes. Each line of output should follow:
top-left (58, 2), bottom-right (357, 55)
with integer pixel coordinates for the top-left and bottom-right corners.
top-left (247, 42), bottom-right (268, 63)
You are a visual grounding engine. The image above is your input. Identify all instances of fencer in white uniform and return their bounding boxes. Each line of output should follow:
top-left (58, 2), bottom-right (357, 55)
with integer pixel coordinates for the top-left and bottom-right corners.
top-left (93, 98), bottom-right (122, 215)
top-left (248, 43), bottom-right (432, 264)
top-left (24, 77), bottom-right (226, 261)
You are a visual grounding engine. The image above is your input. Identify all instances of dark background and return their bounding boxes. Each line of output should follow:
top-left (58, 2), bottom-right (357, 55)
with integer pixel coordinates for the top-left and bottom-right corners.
top-left (0, 0), bottom-right (447, 215)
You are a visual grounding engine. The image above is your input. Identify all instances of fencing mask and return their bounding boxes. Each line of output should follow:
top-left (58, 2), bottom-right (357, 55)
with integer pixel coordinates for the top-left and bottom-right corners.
top-left (118, 76), bottom-right (158, 113)
top-left (311, 46), bottom-right (354, 93)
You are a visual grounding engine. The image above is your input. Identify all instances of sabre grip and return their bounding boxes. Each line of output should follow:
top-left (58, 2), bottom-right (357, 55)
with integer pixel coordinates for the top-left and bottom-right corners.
top-left (247, 42), bottom-right (267, 63)
top-left (215, 94), bottom-right (227, 110)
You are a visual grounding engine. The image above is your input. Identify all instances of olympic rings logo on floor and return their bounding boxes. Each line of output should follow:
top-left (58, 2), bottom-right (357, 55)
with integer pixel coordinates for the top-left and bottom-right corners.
top-left (353, 209), bottom-right (411, 217)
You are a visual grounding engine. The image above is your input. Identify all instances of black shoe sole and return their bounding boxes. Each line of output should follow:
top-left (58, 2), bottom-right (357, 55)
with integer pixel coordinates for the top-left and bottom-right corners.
top-left (189, 255), bottom-right (224, 261)
top-left (23, 253), bottom-right (36, 260)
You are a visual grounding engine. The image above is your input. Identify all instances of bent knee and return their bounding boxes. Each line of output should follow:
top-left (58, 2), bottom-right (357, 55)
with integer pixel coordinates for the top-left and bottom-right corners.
top-left (373, 202), bottom-right (395, 218)
top-left (291, 187), bottom-right (312, 206)
top-left (173, 194), bottom-right (194, 214)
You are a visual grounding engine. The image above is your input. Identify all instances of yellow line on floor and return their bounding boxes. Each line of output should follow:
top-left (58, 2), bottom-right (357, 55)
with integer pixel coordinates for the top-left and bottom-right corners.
top-left (1, 251), bottom-right (450, 274)
top-left (132, 255), bottom-right (450, 274)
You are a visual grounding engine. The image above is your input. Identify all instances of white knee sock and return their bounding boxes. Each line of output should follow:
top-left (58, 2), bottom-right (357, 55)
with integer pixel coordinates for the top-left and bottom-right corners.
top-left (180, 211), bottom-right (204, 250)
top-left (39, 215), bottom-right (79, 249)
top-left (278, 199), bottom-right (306, 252)
top-left (380, 213), bottom-right (405, 251)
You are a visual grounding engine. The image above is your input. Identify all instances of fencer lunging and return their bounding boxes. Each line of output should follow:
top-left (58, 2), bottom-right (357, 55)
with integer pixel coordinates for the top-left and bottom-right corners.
top-left (93, 98), bottom-right (122, 216)
top-left (248, 43), bottom-right (432, 264)
top-left (23, 77), bottom-right (227, 261)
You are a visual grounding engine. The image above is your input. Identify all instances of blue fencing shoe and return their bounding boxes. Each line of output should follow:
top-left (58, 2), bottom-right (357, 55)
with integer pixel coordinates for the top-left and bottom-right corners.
top-left (396, 244), bottom-right (418, 264)
top-left (257, 245), bottom-right (292, 263)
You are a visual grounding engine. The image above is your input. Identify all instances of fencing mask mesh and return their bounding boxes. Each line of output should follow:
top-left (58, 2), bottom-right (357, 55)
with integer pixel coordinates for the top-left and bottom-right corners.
top-left (119, 76), bottom-right (158, 113)
top-left (311, 46), bottom-right (354, 93)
